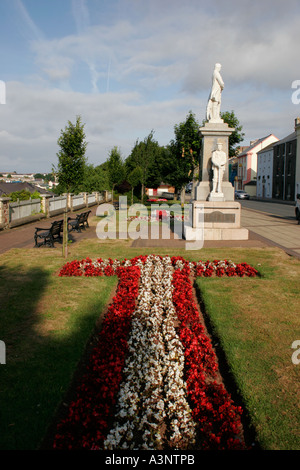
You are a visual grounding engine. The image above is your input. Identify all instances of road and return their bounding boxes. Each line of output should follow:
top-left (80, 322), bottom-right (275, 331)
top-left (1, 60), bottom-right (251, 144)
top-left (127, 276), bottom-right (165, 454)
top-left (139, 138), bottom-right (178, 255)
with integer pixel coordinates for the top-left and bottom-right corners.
top-left (182, 195), bottom-right (300, 258)
top-left (185, 194), bottom-right (297, 220)
top-left (239, 199), bottom-right (296, 220)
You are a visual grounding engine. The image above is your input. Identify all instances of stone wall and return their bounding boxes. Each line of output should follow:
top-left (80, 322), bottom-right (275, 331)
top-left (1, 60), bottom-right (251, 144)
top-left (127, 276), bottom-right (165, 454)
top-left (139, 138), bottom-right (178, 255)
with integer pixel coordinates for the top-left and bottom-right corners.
top-left (0, 191), bottom-right (111, 230)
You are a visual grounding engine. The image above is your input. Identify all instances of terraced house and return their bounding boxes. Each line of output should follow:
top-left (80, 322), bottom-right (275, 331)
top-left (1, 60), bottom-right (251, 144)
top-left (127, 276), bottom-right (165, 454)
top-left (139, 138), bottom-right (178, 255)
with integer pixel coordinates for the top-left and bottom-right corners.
top-left (236, 134), bottom-right (279, 191)
top-left (272, 131), bottom-right (297, 201)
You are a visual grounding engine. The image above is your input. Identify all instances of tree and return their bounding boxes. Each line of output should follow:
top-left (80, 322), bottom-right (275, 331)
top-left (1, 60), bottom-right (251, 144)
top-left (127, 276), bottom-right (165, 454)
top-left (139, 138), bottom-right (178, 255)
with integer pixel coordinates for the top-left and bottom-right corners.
top-left (34, 173), bottom-right (44, 180)
top-left (8, 189), bottom-right (41, 202)
top-left (125, 130), bottom-right (162, 201)
top-left (79, 163), bottom-right (110, 193)
top-left (54, 115), bottom-right (87, 257)
top-left (221, 111), bottom-right (245, 157)
top-left (54, 116), bottom-right (88, 194)
top-left (107, 147), bottom-right (125, 202)
top-left (162, 111), bottom-right (201, 200)
top-left (127, 166), bottom-right (143, 205)
top-left (201, 110), bottom-right (244, 157)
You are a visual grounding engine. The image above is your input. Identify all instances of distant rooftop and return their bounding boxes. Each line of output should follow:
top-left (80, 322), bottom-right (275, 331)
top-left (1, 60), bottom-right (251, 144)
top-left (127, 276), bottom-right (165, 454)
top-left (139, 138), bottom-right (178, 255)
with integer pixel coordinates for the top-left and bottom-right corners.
top-left (237, 134), bottom-right (278, 156)
top-left (0, 181), bottom-right (52, 196)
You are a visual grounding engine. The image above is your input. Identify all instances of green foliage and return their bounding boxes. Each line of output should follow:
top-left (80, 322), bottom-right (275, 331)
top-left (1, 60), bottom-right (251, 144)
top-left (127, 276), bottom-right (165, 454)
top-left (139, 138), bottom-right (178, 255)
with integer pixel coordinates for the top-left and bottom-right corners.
top-left (127, 166), bottom-right (143, 189)
top-left (54, 116), bottom-right (87, 194)
top-left (122, 190), bottom-right (140, 204)
top-left (107, 147), bottom-right (125, 200)
top-left (34, 173), bottom-right (55, 183)
top-left (107, 147), bottom-right (125, 188)
top-left (8, 190), bottom-right (41, 202)
top-left (221, 110), bottom-right (245, 157)
top-left (201, 110), bottom-right (245, 157)
top-left (31, 190), bottom-right (42, 200)
top-left (79, 163), bottom-right (110, 193)
top-left (125, 130), bottom-right (164, 198)
top-left (162, 111), bottom-right (201, 191)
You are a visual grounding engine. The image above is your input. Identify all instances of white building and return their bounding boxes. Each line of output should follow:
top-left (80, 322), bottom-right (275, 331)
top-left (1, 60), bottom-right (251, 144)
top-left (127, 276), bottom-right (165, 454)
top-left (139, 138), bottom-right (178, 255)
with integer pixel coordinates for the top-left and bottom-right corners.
top-left (256, 143), bottom-right (275, 199)
top-left (236, 134), bottom-right (279, 190)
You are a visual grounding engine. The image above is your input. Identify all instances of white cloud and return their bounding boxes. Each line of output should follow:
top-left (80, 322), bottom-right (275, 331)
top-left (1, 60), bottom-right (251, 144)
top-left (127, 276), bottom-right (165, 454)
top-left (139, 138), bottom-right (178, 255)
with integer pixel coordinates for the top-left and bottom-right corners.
top-left (2, 0), bottom-right (300, 172)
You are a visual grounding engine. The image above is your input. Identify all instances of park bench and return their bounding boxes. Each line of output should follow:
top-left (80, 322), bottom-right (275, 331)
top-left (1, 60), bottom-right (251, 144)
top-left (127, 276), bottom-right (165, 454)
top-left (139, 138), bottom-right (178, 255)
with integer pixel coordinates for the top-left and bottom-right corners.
top-left (34, 219), bottom-right (63, 248)
top-left (67, 210), bottom-right (91, 233)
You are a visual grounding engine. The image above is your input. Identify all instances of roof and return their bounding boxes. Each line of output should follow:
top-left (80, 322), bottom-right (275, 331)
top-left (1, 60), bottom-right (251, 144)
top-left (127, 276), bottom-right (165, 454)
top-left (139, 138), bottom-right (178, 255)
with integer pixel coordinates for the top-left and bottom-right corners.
top-left (237, 134), bottom-right (277, 156)
top-left (257, 142), bottom-right (277, 154)
top-left (0, 182), bottom-right (52, 197)
top-left (273, 131), bottom-right (297, 146)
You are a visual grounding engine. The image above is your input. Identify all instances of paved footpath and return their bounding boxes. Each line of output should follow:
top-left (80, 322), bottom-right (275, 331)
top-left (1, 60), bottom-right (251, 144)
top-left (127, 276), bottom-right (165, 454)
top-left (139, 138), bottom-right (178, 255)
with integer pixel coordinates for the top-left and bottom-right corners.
top-left (241, 207), bottom-right (300, 259)
top-left (0, 204), bottom-right (299, 259)
top-left (0, 205), bottom-right (100, 255)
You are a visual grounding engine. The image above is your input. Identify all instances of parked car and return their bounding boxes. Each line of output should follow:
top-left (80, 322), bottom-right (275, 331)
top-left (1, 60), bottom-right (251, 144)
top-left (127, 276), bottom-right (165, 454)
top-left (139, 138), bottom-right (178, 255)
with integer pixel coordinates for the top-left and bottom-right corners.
top-left (161, 192), bottom-right (175, 200)
top-left (235, 190), bottom-right (250, 200)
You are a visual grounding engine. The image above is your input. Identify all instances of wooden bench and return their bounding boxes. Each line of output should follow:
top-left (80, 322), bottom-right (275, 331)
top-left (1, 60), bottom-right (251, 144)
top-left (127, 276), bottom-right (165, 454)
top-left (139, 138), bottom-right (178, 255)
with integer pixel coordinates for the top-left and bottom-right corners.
top-left (34, 219), bottom-right (63, 247)
top-left (67, 210), bottom-right (91, 233)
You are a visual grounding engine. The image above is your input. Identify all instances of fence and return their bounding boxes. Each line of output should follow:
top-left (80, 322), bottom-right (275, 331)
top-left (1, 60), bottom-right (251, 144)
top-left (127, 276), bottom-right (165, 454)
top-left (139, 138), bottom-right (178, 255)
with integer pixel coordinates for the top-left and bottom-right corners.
top-left (9, 198), bottom-right (45, 228)
top-left (0, 191), bottom-right (111, 230)
top-left (48, 195), bottom-right (67, 216)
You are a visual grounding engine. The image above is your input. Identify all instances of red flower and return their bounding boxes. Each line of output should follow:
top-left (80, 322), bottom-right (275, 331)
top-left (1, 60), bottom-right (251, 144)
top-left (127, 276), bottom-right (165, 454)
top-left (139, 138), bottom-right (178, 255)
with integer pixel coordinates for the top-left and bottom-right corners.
top-left (55, 255), bottom-right (257, 449)
top-left (53, 265), bottom-right (141, 449)
top-left (172, 266), bottom-right (246, 450)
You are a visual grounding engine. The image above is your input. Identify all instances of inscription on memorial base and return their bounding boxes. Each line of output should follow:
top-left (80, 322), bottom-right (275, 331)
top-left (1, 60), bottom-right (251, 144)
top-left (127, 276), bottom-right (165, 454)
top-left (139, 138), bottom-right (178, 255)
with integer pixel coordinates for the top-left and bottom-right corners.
top-left (204, 211), bottom-right (235, 224)
top-left (184, 201), bottom-right (249, 241)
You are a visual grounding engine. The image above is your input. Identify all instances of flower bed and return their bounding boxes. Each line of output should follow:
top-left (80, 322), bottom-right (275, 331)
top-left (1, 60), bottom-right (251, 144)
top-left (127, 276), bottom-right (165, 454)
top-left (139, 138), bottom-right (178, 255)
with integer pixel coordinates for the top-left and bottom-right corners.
top-left (53, 255), bottom-right (258, 450)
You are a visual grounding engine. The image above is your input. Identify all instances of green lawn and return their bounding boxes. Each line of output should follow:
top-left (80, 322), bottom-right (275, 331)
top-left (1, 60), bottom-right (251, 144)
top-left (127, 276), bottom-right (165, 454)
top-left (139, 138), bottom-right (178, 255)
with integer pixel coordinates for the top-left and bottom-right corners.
top-left (0, 221), bottom-right (299, 450)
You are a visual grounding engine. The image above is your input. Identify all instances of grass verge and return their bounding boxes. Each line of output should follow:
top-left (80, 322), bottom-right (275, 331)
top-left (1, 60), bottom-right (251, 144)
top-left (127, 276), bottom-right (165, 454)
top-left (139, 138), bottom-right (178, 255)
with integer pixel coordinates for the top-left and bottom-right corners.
top-left (0, 227), bottom-right (299, 450)
top-left (196, 248), bottom-right (300, 450)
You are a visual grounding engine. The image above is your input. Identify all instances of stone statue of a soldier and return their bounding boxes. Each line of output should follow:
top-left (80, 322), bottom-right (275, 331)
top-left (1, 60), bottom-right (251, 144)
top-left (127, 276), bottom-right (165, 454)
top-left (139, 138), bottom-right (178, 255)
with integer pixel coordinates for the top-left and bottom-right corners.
top-left (211, 142), bottom-right (226, 195)
top-left (206, 63), bottom-right (224, 123)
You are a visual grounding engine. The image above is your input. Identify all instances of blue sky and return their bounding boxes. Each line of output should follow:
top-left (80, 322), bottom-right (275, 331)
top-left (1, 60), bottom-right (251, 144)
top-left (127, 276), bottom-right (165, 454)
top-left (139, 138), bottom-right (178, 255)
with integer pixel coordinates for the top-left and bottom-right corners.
top-left (1, 0), bottom-right (300, 173)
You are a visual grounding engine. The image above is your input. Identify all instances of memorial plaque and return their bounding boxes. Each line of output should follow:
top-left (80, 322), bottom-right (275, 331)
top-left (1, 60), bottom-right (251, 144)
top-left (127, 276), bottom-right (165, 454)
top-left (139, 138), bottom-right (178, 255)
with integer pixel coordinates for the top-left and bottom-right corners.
top-left (204, 211), bottom-right (236, 224)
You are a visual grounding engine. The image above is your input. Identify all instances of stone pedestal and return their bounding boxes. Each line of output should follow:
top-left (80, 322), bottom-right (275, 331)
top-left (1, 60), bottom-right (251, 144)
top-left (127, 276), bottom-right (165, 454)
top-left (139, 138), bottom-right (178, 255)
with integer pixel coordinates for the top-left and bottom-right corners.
top-left (185, 120), bottom-right (249, 242)
top-left (184, 201), bottom-right (249, 241)
top-left (195, 121), bottom-right (235, 201)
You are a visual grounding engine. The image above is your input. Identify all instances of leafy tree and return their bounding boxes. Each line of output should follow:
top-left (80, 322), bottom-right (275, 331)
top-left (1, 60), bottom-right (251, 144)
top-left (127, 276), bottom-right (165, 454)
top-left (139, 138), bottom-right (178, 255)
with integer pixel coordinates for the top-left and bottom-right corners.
top-left (162, 111), bottom-right (201, 198)
top-left (145, 146), bottom-right (166, 189)
top-left (221, 111), bottom-right (245, 157)
top-left (34, 173), bottom-right (44, 180)
top-left (125, 130), bottom-right (162, 200)
top-left (107, 146), bottom-right (125, 201)
top-left (79, 163), bottom-right (110, 193)
top-left (54, 115), bottom-right (87, 257)
top-left (54, 115), bottom-right (88, 194)
top-left (127, 166), bottom-right (143, 204)
top-left (201, 110), bottom-right (244, 157)
top-left (8, 189), bottom-right (41, 202)
top-left (44, 173), bottom-right (56, 183)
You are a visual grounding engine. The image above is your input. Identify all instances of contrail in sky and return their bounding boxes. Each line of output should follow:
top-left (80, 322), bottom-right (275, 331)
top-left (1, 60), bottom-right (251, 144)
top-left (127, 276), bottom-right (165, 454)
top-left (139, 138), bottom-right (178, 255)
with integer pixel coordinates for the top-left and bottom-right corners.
top-left (14, 0), bottom-right (44, 41)
top-left (72, 0), bottom-right (100, 93)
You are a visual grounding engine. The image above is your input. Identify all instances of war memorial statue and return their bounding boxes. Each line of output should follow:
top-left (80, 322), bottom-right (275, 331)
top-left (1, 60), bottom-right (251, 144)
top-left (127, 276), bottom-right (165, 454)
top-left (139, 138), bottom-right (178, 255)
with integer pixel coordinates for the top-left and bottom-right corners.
top-left (184, 63), bottom-right (249, 244)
